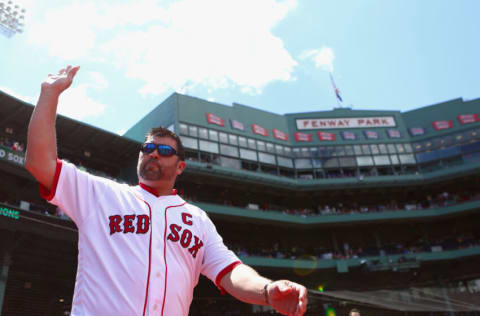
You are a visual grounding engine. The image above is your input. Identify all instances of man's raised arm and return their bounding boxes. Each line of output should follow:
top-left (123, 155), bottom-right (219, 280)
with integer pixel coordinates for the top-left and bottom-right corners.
top-left (25, 66), bottom-right (80, 190)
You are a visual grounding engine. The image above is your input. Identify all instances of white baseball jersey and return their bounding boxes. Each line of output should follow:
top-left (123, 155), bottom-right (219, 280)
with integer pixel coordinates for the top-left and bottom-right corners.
top-left (40, 159), bottom-right (241, 316)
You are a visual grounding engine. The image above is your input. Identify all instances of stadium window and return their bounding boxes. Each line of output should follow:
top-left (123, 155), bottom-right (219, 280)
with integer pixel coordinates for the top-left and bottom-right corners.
top-left (198, 128), bottom-right (208, 139)
top-left (241, 160), bottom-right (258, 171)
top-left (209, 129), bottom-right (219, 142)
top-left (335, 146), bottom-right (345, 156)
top-left (390, 154), bottom-right (400, 165)
top-left (404, 143), bottom-right (413, 153)
top-left (312, 158), bottom-right (322, 168)
top-left (413, 142), bottom-right (423, 152)
top-left (219, 156), bottom-right (241, 169)
top-left (279, 167), bottom-right (295, 178)
top-left (422, 141), bottom-right (432, 151)
top-left (199, 140), bottom-right (219, 154)
top-left (462, 130), bottom-right (474, 142)
top-left (373, 155), bottom-right (390, 166)
top-left (260, 164), bottom-right (278, 175)
top-left (220, 144), bottom-right (239, 157)
top-left (229, 134), bottom-right (238, 146)
top-left (339, 157), bottom-right (356, 167)
top-left (361, 144), bottom-right (371, 155)
top-left (179, 123), bottom-right (188, 136)
top-left (200, 152), bottom-right (219, 164)
top-left (473, 128), bottom-right (480, 140)
top-left (455, 133), bottom-right (463, 142)
top-left (219, 132), bottom-right (228, 143)
top-left (356, 156), bottom-right (374, 166)
top-left (238, 136), bottom-right (247, 147)
top-left (370, 144), bottom-right (379, 155)
top-left (294, 158), bottom-right (313, 169)
top-left (378, 144), bottom-right (388, 154)
top-left (399, 154), bottom-right (416, 165)
top-left (258, 152), bottom-right (276, 165)
top-left (297, 171), bottom-right (314, 179)
top-left (323, 157), bottom-right (339, 168)
top-left (188, 126), bottom-right (198, 137)
top-left (266, 142), bottom-right (275, 153)
top-left (301, 147), bottom-right (310, 157)
top-left (309, 147), bottom-right (319, 157)
top-left (432, 138), bottom-right (442, 149)
top-left (181, 136), bottom-right (198, 150)
top-left (293, 148), bottom-right (301, 158)
top-left (344, 145), bottom-right (354, 156)
top-left (442, 135), bottom-right (454, 147)
top-left (247, 138), bottom-right (256, 150)
top-left (396, 143), bottom-right (405, 153)
top-left (257, 141), bottom-right (266, 151)
top-left (283, 146), bottom-right (292, 157)
top-left (277, 156), bottom-right (294, 168)
top-left (275, 144), bottom-right (284, 155)
top-left (239, 148), bottom-right (257, 161)
top-left (387, 144), bottom-right (397, 154)
top-left (354, 145), bottom-right (362, 156)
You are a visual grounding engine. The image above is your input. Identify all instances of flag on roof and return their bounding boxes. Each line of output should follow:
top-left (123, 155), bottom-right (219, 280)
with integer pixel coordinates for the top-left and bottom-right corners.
top-left (329, 73), bottom-right (343, 102)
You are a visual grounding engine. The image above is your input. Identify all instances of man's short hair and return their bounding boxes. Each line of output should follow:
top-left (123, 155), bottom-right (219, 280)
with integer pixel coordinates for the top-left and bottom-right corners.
top-left (145, 127), bottom-right (185, 161)
top-left (349, 308), bottom-right (360, 316)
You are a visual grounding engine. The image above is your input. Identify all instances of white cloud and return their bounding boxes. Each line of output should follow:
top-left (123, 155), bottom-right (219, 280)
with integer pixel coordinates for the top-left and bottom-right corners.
top-left (87, 71), bottom-right (109, 90)
top-left (300, 47), bottom-right (335, 72)
top-left (27, 0), bottom-right (298, 95)
top-left (0, 86), bottom-right (36, 104)
top-left (58, 84), bottom-right (107, 120)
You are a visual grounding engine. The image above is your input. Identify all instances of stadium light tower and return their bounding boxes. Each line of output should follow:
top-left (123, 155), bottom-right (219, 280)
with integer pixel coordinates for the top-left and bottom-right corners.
top-left (0, 0), bottom-right (26, 38)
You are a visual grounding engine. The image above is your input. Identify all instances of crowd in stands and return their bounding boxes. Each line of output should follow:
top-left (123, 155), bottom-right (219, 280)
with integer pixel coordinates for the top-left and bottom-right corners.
top-left (283, 190), bottom-right (480, 217)
top-left (0, 135), bottom-right (25, 152)
top-left (182, 188), bottom-right (480, 218)
top-left (227, 233), bottom-right (480, 262)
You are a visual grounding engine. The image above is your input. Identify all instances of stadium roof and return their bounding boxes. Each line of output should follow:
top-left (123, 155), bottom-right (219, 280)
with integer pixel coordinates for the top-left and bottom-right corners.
top-left (0, 90), bottom-right (140, 167)
top-left (125, 93), bottom-right (480, 145)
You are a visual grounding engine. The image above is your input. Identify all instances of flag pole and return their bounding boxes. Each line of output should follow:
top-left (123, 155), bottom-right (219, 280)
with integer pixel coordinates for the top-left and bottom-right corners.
top-left (329, 72), bottom-right (343, 108)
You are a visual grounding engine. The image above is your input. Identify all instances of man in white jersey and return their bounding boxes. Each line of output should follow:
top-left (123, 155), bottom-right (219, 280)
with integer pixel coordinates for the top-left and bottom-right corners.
top-left (25, 65), bottom-right (308, 316)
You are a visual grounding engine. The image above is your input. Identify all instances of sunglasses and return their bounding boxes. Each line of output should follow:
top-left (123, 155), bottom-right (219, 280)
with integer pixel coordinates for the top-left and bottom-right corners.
top-left (141, 143), bottom-right (177, 157)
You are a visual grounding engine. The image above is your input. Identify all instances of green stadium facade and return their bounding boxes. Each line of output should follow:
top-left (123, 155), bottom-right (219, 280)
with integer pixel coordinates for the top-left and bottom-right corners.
top-left (0, 90), bottom-right (480, 315)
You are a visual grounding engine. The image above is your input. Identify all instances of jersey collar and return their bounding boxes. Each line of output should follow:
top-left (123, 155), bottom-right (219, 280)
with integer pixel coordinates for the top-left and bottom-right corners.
top-left (138, 182), bottom-right (177, 198)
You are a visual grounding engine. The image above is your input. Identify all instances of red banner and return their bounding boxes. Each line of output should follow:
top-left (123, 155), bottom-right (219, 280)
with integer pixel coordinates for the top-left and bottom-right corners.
top-left (272, 129), bottom-right (289, 141)
top-left (230, 119), bottom-right (244, 131)
top-left (205, 112), bottom-right (225, 127)
top-left (341, 131), bottom-right (356, 140)
top-left (317, 131), bottom-right (336, 141)
top-left (294, 132), bottom-right (312, 142)
top-left (364, 130), bottom-right (379, 139)
top-left (458, 114), bottom-right (479, 125)
top-left (251, 124), bottom-right (269, 136)
top-left (387, 129), bottom-right (401, 138)
top-left (432, 120), bottom-right (453, 131)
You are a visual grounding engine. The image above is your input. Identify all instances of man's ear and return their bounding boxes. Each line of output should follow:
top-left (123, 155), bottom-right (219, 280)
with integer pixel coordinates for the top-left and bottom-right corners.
top-left (176, 160), bottom-right (186, 176)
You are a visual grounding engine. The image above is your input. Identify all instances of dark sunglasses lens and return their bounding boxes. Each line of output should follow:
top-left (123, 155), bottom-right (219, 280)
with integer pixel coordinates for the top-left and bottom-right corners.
top-left (142, 143), bottom-right (156, 153)
top-left (157, 145), bottom-right (175, 156)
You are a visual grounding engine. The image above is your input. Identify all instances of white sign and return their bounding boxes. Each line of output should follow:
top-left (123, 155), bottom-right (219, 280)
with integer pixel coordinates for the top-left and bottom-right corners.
top-left (296, 116), bottom-right (396, 130)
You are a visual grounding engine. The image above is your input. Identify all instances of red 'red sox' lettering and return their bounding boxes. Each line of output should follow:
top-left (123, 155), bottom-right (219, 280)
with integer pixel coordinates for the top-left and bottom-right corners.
top-left (167, 218), bottom-right (204, 258)
top-left (109, 214), bottom-right (150, 235)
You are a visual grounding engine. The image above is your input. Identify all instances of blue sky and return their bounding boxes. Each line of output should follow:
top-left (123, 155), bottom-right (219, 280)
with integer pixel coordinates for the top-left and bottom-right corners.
top-left (0, 0), bottom-right (478, 135)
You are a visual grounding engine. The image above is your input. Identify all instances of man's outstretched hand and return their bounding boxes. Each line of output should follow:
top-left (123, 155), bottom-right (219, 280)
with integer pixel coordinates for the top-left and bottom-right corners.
top-left (41, 65), bottom-right (80, 96)
top-left (267, 280), bottom-right (308, 316)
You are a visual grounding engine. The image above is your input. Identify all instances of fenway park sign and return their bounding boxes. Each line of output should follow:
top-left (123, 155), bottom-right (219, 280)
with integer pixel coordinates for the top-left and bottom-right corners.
top-left (296, 116), bottom-right (396, 130)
